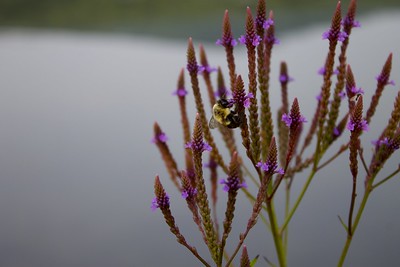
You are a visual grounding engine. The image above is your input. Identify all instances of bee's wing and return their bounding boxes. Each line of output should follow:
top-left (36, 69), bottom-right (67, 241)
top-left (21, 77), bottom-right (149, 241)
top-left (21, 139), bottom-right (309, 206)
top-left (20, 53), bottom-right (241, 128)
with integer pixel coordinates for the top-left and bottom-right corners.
top-left (209, 116), bottom-right (219, 129)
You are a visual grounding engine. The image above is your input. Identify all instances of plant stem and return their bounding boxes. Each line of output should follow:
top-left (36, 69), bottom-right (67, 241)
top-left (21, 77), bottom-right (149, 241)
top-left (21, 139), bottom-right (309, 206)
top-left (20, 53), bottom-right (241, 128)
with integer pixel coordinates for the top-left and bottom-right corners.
top-left (337, 186), bottom-right (371, 267)
top-left (372, 166), bottom-right (400, 189)
top-left (280, 170), bottom-right (317, 233)
top-left (266, 199), bottom-right (286, 267)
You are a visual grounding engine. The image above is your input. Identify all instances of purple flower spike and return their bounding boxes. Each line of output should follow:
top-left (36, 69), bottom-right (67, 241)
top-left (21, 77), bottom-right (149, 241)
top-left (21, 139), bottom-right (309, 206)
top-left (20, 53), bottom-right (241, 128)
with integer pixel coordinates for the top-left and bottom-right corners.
top-left (203, 66), bottom-right (217, 74)
top-left (172, 88), bottom-right (188, 97)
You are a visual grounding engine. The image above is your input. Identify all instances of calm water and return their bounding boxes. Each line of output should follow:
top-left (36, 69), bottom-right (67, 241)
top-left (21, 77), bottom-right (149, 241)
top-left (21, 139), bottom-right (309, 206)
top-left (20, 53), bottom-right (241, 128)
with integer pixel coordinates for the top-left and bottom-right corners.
top-left (0, 11), bottom-right (399, 267)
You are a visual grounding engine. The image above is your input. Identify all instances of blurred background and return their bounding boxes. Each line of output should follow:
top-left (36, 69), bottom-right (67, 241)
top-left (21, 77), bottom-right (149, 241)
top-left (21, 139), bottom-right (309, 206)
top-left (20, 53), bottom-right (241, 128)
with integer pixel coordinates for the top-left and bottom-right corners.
top-left (0, 0), bottom-right (400, 266)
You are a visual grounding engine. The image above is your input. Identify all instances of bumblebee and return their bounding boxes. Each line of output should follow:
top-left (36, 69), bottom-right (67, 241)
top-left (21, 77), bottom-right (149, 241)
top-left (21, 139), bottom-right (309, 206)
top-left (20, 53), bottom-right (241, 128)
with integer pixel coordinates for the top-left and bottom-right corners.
top-left (209, 99), bottom-right (242, 129)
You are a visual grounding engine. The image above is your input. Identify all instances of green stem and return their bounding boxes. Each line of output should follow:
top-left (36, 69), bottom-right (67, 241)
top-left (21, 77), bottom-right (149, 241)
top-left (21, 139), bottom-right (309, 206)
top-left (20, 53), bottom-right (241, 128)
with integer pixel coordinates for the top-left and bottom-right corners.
top-left (372, 166), bottom-right (400, 189)
top-left (266, 199), bottom-right (286, 267)
top-left (280, 170), bottom-right (317, 233)
top-left (337, 186), bottom-right (371, 267)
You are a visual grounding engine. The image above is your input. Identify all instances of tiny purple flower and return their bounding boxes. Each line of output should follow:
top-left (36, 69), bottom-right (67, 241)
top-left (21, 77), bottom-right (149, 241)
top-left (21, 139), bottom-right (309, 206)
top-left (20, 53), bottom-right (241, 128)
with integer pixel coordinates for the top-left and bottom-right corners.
top-left (347, 119), bottom-right (369, 132)
top-left (220, 178), bottom-right (247, 192)
top-left (316, 93), bottom-right (322, 102)
top-left (172, 88), bottom-right (188, 97)
top-left (350, 86), bottom-right (364, 95)
top-left (318, 66), bottom-right (339, 76)
top-left (265, 35), bottom-right (280, 45)
top-left (151, 193), bottom-right (170, 211)
top-left (375, 74), bottom-right (395, 86)
top-left (216, 38), bottom-right (237, 47)
top-left (239, 34), bottom-right (262, 47)
top-left (338, 91), bottom-right (346, 99)
top-left (151, 132), bottom-right (168, 144)
top-left (181, 187), bottom-right (197, 199)
top-left (281, 114), bottom-right (292, 127)
top-left (256, 161), bottom-right (284, 174)
top-left (342, 17), bottom-right (361, 28)
top-left (202, 65), bottom-right (218, 74)
top-left (322, 29), bottom-right (348, 42)
top-left (372, 137), bottom-right (399, 151)
top-left (185, 141), bottom-right (212, 152)
top-left (279, 74), bottom-right (294, 83)
top-left (243, 92), bottom-right (254, 108)
top-left (263, 18), bottom-right (274, 29)
top-left (282, 113), bottom-right (307, 127)
top-left (333, 127), bottom-right (340, 136)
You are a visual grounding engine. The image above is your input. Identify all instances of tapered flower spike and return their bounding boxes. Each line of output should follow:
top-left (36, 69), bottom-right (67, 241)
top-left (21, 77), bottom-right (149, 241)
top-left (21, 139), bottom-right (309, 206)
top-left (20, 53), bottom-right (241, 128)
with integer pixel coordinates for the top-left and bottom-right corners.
top-left (259, 8), bottom-right (275, 161)
top-left (324, 0), bottom-right (357, 148)
top-left (180, 170), bottom-right (208, 244)
top-left (240, 245), bottom-right (251, 267)
top-left (342, 0), bottom-right (360, 34)
top-left (241, 7), bottom-right (261, 163)
top-left (265, 11), bottom-right (279, 46)
top-left (255, 0), bottom-right (267, 36)
top-left (152, 176), bottom-right (211, 267)
top-left (316, 3), bottom-right (343, 158)
top-left (153, 122), bottom-right (181, 190)
top-left (187, 38), bottom-right (228, 173)
top-left (282, 98), bottom-right (307, 167)
top-left (366, 53), bottom-right (394, 124)
top-left (381, 90), bottom-right (400, 140)
top-left (278, 62), bottom-right (290, 165)
top-left (217, 10), bottom-right (237, 91)
top-left (187, 113), bottom-right (218, 262)
top-left (348, 95), bottom-right (366, 179)
top-left (322, 2), bottom-right (347, 43)
top-left (219, 152), bottom-right (244, 265)
top-left (233, 75), bottom-right (254, 166)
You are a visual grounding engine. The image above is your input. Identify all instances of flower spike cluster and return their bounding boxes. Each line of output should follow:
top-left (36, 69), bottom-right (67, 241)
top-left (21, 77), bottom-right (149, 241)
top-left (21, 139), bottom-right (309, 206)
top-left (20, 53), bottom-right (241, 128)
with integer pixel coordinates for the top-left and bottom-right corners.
top-left (152, 1), bottom-right (400, 266)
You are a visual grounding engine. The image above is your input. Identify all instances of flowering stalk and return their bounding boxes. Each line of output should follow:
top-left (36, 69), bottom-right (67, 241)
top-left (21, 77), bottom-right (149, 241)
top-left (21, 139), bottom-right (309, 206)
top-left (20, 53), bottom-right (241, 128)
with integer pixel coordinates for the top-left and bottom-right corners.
top-left (152, 176), bottom-right (211, 267)
top-left (217, 10), bottom-right (237, 91)
top-left (324, 0), bottom-right (359, 148)
top-left (257, 3), bottom-right (275, 160)
top-left (152, 122), bottom-right (181, 190)
top-left (365, 53), bottom-right (394, 124)
top-left (186, 113), bottom-right (219, 263)
top-left (219, 152), bottom-right (245, 265)
top-left (316, 1), bottom-right (343, 161)
top-left (241, 7), bottom-right (261, 163)
top-left (187, 38), bottom-right (228, 173)
top-left (277, 62), bottom-right (290, 166)
top-left (347, 95), bottom-right (367, 235)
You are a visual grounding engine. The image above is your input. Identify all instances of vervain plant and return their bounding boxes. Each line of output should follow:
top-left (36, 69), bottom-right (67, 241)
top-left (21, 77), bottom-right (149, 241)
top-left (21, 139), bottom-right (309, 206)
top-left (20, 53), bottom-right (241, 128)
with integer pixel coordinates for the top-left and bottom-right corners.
top-left (151, 0), bottom-right (399, 266)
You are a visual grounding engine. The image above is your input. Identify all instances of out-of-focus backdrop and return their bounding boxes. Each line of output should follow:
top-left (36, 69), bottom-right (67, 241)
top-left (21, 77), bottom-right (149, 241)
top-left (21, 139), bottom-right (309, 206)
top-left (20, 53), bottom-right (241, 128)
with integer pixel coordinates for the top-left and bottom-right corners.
top-left (1, 1), bottom-right (400, 266)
